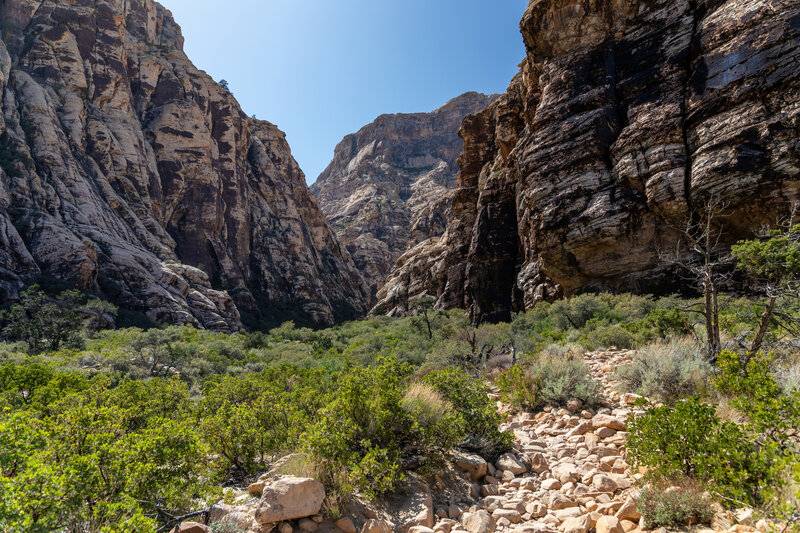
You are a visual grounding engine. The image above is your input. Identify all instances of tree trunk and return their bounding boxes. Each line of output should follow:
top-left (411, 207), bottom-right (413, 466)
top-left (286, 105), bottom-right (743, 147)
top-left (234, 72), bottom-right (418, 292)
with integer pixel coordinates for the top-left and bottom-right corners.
top-left (704, 278), bottom-right (716, 362)
top-left (712, 283), bottom-right (721, 356)
top-left (748, 295), bottom-right (778, 357)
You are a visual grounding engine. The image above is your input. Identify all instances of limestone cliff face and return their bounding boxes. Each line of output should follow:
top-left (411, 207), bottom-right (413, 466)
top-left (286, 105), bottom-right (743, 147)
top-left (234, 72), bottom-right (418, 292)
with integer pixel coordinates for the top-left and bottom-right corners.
top-left (0, 0), bottom-right (368, 330)
top-left (375, 0), bottom-right (800, 323)
top-left (310, 93), bottom-right (499, 301)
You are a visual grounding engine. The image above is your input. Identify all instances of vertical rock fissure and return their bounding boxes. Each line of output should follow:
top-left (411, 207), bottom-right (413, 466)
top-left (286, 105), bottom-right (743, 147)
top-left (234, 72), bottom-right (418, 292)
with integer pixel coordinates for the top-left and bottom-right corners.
top-left (681, 0), bottom-right (700, 213)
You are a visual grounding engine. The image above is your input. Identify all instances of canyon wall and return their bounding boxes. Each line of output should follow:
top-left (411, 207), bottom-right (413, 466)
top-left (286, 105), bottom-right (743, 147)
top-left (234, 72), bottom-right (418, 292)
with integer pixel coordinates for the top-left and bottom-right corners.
top-left (0, 0), bottom-right (368, 330)
top-left (375, 0), bottom-right (800, 324)
top-left (311, 92), bottom-right (498, 301)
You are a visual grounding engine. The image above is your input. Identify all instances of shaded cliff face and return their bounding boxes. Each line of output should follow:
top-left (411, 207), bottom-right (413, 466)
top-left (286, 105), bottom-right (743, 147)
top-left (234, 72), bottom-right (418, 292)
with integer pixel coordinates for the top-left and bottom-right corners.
top-left (375, 0), bottom-right (800, 323)
top-left (310, 92), bottom-right (499, 301)
top-left (0, 0), bottom-right (368, 330)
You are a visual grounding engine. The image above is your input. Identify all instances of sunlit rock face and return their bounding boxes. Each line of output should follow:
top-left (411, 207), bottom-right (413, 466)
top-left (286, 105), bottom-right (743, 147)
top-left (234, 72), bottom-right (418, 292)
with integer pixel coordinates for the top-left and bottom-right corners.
top-left (0, 0), bottom-right (368, 330)
top-left (311, 92), bottom-right (499, 302)
top-left (375, 0), bottom-right (800, 324)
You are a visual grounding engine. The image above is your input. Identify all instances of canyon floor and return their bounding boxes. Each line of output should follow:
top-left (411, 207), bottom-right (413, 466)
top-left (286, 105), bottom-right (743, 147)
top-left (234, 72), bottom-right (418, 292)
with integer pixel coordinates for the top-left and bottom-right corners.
top-left (200, 349), bottom-right (765, 533)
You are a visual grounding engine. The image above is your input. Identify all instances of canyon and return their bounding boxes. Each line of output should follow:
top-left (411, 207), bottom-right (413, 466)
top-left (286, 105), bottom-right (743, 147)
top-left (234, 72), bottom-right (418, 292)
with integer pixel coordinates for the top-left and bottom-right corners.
top-left (311, 92), bottom-right (498, 302)
top-left (374, 0), bottom-right (800, 324)
top-left (0, 0), bottom-right (368, 330)
top-left (1, 0), bottom-right (799, 331)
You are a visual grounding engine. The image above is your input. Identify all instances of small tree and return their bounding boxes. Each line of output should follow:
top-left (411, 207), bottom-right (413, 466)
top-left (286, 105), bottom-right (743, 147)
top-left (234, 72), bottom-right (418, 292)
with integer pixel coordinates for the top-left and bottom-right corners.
top-left (732, 217), bottom-right (800, 357)
top-left (661, 198), bottom-right (733, 362)
top-left (0, 285), bottom-right (84, 353)
top-left (411, 296), bottom-right (436, 340)
top-left (81, 299), bottom-right (118, 332)
top-left (219, 79), bottom-right (230, 92)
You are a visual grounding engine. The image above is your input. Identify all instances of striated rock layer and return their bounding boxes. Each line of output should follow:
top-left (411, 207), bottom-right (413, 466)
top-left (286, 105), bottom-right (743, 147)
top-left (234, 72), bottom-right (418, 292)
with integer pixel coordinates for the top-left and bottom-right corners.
top-left (375, 0), bottom-right (800, 324)
top-left (310, 92), bottom-right (499, 301)
top-left (0, 0), bottom-right (368, 330)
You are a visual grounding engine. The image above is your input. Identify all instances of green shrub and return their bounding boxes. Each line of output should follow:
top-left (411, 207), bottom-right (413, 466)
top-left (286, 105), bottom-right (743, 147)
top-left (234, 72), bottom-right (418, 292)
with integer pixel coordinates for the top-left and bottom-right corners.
top-left (0, 286), bottom-right (85, 353)
top-left (0, 399), bottom-right (214, 532)
top-left (211, 520), bottom-right (248, 533)
top-left (638, 479), bottom-right (714, 529)
top-left (586, 323), bottom-right (639, 349)
top-left (303, 358), bottom-right (464, 499)
top-left (422, 367), bottom-right (512, 458)
top-left (627, 396), bottom-right (775, 507)
top-left (198, 366), bottom-right (328, 479)
top-left (616, 339), bottom-right (711, 402)
top-left (496, 355), bottom-right (599, 411)
top-left (402, 382), bottom-right (464, 465)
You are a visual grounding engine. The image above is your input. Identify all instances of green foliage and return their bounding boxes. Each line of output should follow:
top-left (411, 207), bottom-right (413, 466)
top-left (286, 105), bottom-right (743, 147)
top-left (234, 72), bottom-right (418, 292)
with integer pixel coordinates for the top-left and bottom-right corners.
top-left (732, 225), bottom-right (800, 284)
top-left (198, 366), bottom-right (329, 479)
top-left (496, 364), bottom-right (539, 410)
top-left (627, 396), bottom-right (776, 507)
top-left (422, 367), bottom-right (512, 458)
top-left (0, 390), bottom-right (214, 531)
top-left (496, 355), bottom-right (599, 411)
top-left (637, 479), bottom-right (714, 529)
top-left (616, 339), bottom-right (712, 402)
top-left (304, 358), bottom-right (464, 499)
top-left (1, 285), bottom-right (85, 353)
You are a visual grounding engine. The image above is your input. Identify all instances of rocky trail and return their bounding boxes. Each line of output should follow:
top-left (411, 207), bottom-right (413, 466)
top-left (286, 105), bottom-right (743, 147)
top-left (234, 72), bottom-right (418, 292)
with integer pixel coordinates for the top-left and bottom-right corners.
top-left (192, 350), bottom-right (765, 533)
top-left (443, 349), bottom-right (645, 533)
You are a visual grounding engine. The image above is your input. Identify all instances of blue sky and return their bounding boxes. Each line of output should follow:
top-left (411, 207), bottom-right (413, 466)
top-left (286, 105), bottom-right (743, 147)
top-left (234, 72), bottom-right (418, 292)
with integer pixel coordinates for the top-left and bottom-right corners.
top-left (158, 1), bottom-right (529, 183)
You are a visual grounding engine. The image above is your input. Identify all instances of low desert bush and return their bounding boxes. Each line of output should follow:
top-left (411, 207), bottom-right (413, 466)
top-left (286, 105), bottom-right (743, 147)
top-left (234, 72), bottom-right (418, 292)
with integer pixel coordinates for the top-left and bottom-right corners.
top-left (210, 521), bottom-right (248, 533)
top-left (638, 479), bottom-right (714, 529)
top-left (616, 338), bottom-right (712, 402)
top-left (422, 367), bottom-right (512, 458)
top-left (496, 354), bottom-right (599, 411)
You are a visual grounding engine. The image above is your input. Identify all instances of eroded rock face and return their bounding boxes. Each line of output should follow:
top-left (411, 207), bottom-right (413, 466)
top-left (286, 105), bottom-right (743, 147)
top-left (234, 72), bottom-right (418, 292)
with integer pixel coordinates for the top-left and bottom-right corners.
top-left (0, 0), bottom-right (368, 329)
top-left (311, 92), bottom-right (499, 301)
top-left (375, 0), bottom-right (800, 324)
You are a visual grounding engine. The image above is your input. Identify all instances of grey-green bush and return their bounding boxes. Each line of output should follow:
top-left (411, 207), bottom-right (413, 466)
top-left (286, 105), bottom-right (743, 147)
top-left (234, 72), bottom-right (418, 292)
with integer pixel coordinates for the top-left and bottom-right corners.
top-left (617, 339), bottom-right (711, 402)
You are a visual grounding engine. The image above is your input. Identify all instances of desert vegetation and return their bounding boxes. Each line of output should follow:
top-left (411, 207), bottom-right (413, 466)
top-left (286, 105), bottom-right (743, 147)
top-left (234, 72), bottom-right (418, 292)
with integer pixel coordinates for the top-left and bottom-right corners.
top-left (2, 227), bottom-right (800, 531)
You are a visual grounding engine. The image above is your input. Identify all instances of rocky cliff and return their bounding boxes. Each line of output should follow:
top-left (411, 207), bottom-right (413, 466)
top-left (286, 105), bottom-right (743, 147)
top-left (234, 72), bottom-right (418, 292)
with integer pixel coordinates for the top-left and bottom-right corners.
top-left (0, 0), bottom-right (368, 330)
top-left (310, 92), bottom-right (498, 301)
top-left (375, 0), bottom-right (800, 323)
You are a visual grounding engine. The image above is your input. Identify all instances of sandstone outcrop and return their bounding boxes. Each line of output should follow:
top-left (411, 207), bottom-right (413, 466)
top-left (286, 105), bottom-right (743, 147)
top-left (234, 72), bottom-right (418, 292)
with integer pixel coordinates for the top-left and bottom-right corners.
top-left (311, 93), bottom-right (498, 301)
top-left (375, 0), bottom-right (800, 324)
top-left (0, 0), bottom-right (368, 329)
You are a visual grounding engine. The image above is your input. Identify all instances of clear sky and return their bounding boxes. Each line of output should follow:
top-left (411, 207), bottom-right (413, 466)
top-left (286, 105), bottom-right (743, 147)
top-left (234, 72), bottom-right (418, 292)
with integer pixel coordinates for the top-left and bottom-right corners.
top-left (158, 1), bottom-right (529, 184)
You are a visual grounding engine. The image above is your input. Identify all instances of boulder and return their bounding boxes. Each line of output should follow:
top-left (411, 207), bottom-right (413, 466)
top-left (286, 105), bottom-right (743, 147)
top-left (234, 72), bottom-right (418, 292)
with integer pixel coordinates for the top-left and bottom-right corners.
top-left (549, 493), bottom-right (578, 510)
top-left (592, 474), bottom-right (618, 493)
top-left (361, 520), bottom-right (392, 533)
top-left (561, 515), bottom-right (590, 533)
top-left (591, 415), bottom-right (625, 431)
top-left (254, 476), bottom-right (326, 525)
top-left (596, 516), bottom-right (623, 533)
top-left (541, 478), bottom-right (562, 490)
top-left (396, 482), bottom-right (435, 533)
top-left (454, 452), bottom-right (489, 480)
top-left (614, 496), bottom-right (641, 522)
top-left (298, 518), bottom-right (318, 531)
top-left (496, 453), bottom-right (527, 475)
top-left (172, 522), bottom-right (211, 533)
top-left (335, 518), bottom-right (358, 533)
top-left (462, 510), bottom-right (496, 533)
top-left (552, 463), bottom-right (579, 484)
top-left (529, 452), bottom-right (549, 474)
